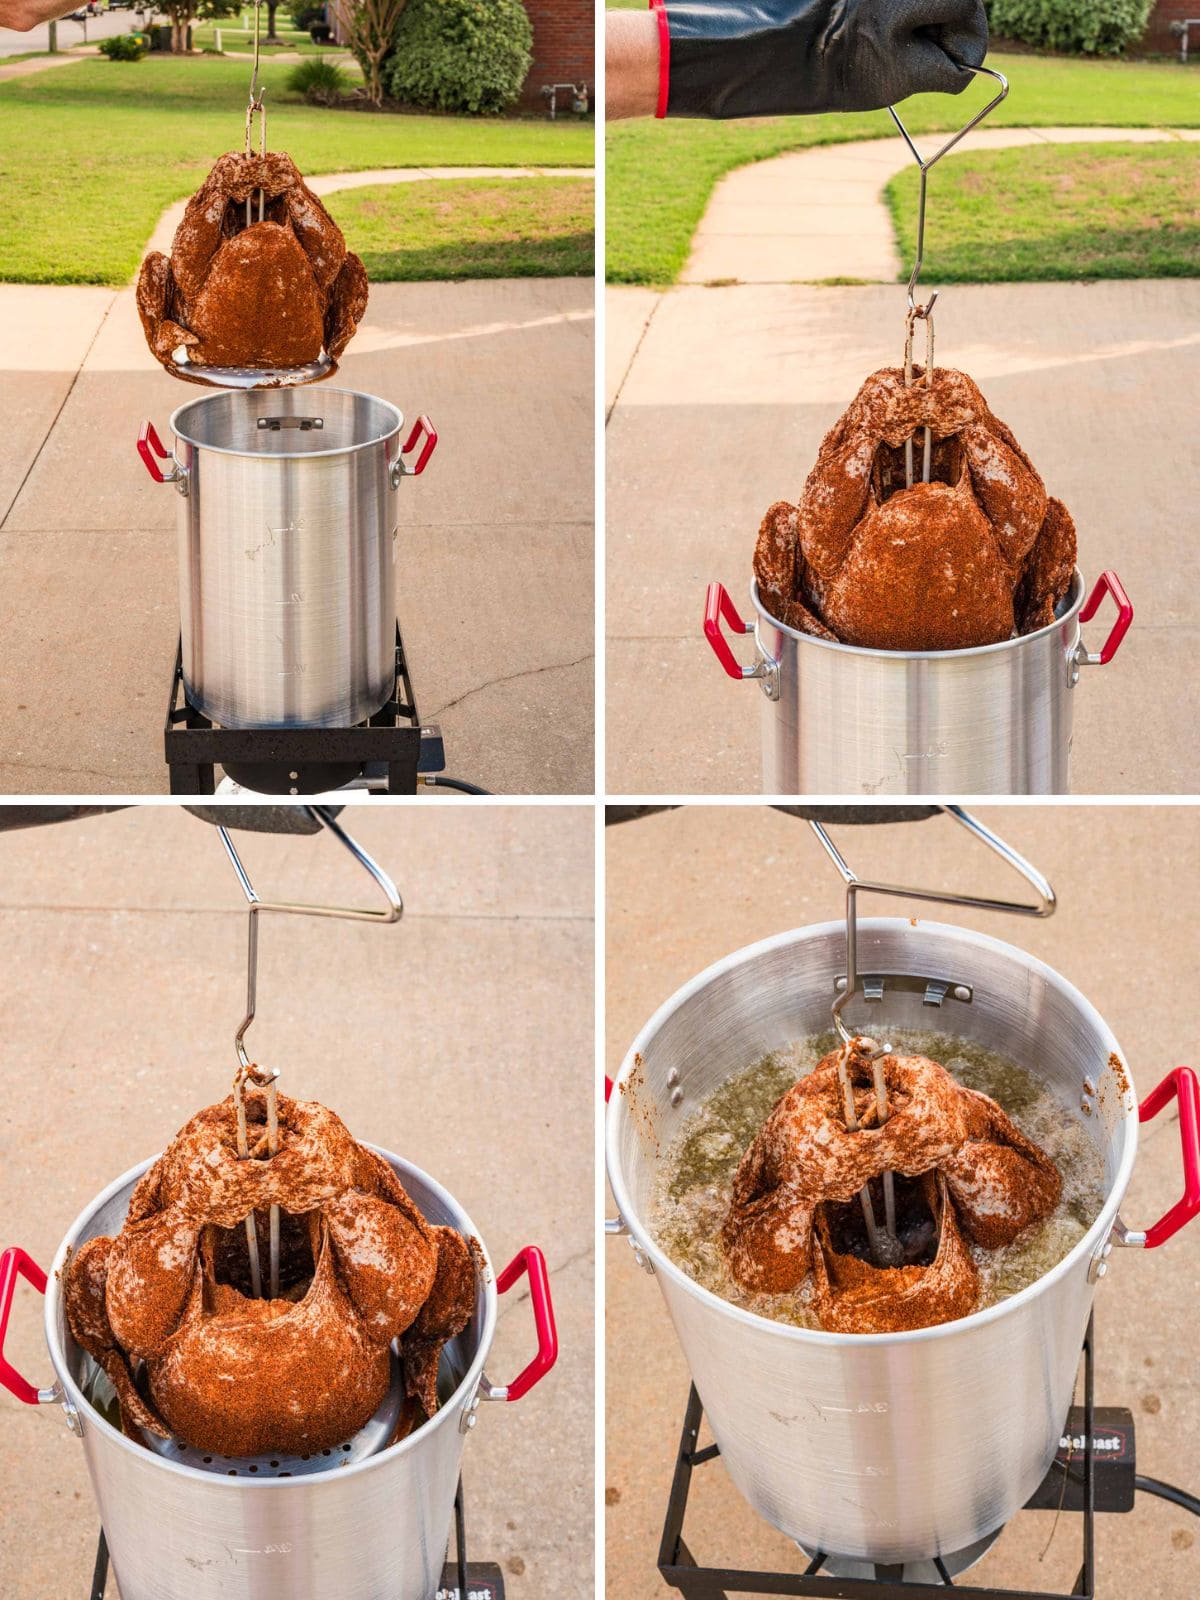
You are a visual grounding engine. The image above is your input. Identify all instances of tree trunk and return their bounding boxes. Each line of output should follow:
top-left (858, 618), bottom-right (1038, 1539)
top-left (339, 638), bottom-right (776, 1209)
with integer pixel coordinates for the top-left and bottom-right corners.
top-left (367, 49), bottom-right (384, 104)
top-left (266, 0), bottom-right (279, 40)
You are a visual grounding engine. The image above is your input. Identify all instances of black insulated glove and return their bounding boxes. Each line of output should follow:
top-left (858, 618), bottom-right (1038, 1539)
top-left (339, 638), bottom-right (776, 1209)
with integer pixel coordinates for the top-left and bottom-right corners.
top-left (658, 0), bottom-right (988, 119)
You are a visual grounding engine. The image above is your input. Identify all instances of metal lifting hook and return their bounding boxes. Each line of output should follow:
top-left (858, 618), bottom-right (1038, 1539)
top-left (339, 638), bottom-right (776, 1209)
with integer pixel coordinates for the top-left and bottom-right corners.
top-left (217, 807), bottom-right (404, 1298)
top-left (808, 805), bottom-right (1052, 1269)
top-left (244, 0), bottom-right (267, 222)
top-left (887, 64), bottom-right (1009, 485)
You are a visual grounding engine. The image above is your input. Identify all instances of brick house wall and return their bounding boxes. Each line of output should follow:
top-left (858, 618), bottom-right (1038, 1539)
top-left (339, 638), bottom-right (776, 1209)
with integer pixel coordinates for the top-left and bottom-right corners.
top-left (1141, 0), bottom-right (1197, 52)
top-left (519, 0), bottom-right (594, 109)
top-left (327, 0), bottom-right (595, 107)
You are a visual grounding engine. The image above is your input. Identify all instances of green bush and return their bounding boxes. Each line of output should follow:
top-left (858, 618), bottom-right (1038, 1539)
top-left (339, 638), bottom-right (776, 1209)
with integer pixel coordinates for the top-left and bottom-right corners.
top-left (289, 1), bottom-right (326, 29)
top-left (387, 0), bottom-right (533, 115)
top-left (985, 0), bottom-right (1152, 55)
top-left (98, 32), bottom-right (149, 59)
top-left (285, 54), bottom-right (350, 103)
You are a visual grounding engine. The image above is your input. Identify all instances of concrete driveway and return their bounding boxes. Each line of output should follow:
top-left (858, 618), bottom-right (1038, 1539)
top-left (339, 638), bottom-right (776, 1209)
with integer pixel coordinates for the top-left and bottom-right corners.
top-left (606, 279), bottom-right (1200, 795)
top-left (605, 803), bottom-right (1200, 1598)
top-left (0, 276), bottom-right (594, 795)
top-left (0, 802), bottom-right (594, 1597)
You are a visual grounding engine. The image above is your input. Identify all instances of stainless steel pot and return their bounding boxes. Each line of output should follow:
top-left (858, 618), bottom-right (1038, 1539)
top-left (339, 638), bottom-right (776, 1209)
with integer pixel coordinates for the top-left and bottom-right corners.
top-left (138, 389), bottom-right (438, 730)
top-left (606, 918), bottom-right (1199, 1563)
top-left (704, 569), bottom-right (1132, 795)
top-left (1, 1147), bottom-right (555, 1600)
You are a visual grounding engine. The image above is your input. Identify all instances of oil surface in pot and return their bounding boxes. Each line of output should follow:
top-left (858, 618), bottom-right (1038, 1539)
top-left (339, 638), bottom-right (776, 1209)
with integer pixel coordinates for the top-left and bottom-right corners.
top-left (649, 1028), bottom-right (1105, 1329)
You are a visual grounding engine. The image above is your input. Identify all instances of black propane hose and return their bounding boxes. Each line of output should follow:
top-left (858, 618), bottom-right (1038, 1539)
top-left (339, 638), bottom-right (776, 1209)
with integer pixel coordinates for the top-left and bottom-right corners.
top-left (1135, 1475), bottom-right (1200, 1518)
top-left (423, 777), bottom-right (493, 796)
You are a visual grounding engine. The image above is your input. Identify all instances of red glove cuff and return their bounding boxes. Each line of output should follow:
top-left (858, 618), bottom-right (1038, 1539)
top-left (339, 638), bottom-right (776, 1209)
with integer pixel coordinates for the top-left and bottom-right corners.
top-left (649, 0), bottom-right (670, 119)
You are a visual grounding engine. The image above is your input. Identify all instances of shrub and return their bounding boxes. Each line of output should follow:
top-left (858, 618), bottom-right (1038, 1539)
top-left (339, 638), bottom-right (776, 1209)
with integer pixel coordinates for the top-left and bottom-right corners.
top-left (985, 0), bottom-right (1152, 55)
top-left (285, 54), bottom-right (351, 104)
top-left (99, 32), bottom-right (149, 59)
top-left (290, 1), bottom-right (326, 28)
top-left (387, 0), bottom-right (532, 115)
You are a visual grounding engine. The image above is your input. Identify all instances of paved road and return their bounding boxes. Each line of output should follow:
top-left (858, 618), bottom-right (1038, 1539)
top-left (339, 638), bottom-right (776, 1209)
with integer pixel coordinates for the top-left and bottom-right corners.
top-left (0, 6), bottom-right (147, 54)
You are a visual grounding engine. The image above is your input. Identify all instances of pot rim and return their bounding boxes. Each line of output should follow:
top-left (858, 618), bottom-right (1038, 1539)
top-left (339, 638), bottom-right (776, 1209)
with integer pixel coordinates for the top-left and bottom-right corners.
top-left (751, 568), bottom-right (1085, 662)
top-left (168, 387), bottom-right (403, 463)
top-left (43, 1141), bottom-right (497, 1490)
top-left (606, 916), bottom-right (1139, 1348)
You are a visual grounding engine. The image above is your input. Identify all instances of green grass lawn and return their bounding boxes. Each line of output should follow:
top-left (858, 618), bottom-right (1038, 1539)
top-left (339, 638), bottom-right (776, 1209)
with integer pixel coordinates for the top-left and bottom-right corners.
top-left (886, 141), bottom-right (1199, 281)
top-left (191, 23), bottom-right (351, 55)
top-left (607, 50), bottom-right (1200, 283)
top-left (327, 176), bottom-right (594, 279)
top-left (0, 55), bottom-right (593, 284)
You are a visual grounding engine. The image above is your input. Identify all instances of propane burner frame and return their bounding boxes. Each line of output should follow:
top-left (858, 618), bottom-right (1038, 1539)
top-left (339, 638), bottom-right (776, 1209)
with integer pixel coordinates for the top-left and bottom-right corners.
top-left (84, 1475), bottom-right (506, 1599)
top-left (657, 1319), bottom-right (1139, 1600)
top-left (164, 623), bottom-right (447, 795)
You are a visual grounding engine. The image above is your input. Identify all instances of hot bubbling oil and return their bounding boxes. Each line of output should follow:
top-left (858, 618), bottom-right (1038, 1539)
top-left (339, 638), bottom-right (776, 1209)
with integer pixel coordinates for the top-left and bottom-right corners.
top-left (649, 1028), bottom-right (1106, 1330)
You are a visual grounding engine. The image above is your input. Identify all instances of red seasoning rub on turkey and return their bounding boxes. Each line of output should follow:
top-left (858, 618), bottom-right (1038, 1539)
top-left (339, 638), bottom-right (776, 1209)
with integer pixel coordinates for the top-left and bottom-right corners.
top-left (137, 151), bottom-right (368, 383)
top-left (63, 1088), bottom-right (481, 1458)
top-left (720, 1040), bottom-right (1062, 1333)
top-left (754, 367), bottom-right (1077, 652)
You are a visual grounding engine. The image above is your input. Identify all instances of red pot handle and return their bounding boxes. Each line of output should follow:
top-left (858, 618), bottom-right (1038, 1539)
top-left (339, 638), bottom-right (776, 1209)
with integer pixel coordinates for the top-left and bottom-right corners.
top-left (400, 415), bottom-right (438, 477)
top-left (1137, 1067), bottom-right (1200, 1248)
top-left (494, 1245), bottom-right (557, 1401)
top-left (0, 1247), bottom-right (48, 1406)
top-left (1078, 570), bottom-right (1132, 666)
top-left (704, 581), bottom-right (756, 680)
top-left (137, 420), bottom-right (171, 483)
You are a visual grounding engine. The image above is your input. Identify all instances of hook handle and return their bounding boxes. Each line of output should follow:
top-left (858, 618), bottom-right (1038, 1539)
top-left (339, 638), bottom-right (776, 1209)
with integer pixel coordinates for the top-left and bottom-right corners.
top-left (218, 806), bottom-right (403, 1073)
top-left (888, 64), bottom-right (1009, 318)
top-left (219, 806), bottom-right (403, 923)
top-left (810, 805), bottom-right (1053, 1046)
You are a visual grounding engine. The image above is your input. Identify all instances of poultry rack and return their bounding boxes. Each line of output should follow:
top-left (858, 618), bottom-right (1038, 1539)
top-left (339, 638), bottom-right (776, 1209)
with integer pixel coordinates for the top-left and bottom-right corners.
top-left (809, 804), bottom-right (1054, 1267)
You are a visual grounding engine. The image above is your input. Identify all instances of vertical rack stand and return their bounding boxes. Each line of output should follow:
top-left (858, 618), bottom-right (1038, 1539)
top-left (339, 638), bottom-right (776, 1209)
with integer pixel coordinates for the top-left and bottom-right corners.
top-left (217, 806), bottom-right (403, 1299)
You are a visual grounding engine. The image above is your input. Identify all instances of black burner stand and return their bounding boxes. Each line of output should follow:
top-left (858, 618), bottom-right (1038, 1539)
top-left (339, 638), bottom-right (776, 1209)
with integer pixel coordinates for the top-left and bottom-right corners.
top-left (164, 626), bottom-right (446, 796)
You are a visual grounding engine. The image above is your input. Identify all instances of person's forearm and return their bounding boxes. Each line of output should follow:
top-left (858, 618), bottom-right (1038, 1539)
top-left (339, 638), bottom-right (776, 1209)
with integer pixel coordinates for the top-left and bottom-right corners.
top-left (606, 9), bottom-right (663, 121)
top-left (0, 0), bottom-right (81, 28)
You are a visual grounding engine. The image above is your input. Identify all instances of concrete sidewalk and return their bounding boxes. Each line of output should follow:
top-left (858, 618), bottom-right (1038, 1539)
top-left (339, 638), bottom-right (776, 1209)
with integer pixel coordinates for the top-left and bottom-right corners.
top-left (0, 275), bottom-right (595, 795)
top-left (682, 127), bottom-right (1193, 285)
top-left (0, 803), bottom-right (594, 1598)
top-left (0, 50), bottom-right (93, 79)
top-left (605, 277), bottom-right (1200, 794)
top-left (605, 804), bottom-right (1200, 1598)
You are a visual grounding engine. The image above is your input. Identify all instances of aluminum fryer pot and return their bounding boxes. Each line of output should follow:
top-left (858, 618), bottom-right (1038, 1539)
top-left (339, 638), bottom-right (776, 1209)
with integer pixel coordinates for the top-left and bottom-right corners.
top-left (0, 1146), bottom-right (556, 1600)
top-left (138, 389), bottom-right (438, 731)
top-left (704, 569), bottom-right (1133, 795)
top-left (607, 919), bottom-right (1200, 1563)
